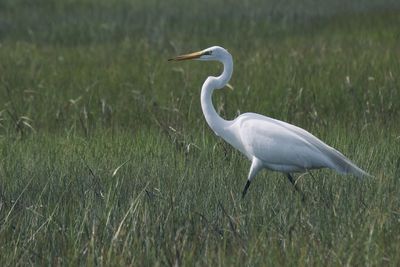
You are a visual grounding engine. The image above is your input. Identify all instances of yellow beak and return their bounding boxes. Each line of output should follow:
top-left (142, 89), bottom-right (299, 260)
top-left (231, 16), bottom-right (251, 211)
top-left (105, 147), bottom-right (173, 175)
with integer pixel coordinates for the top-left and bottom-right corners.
top-left (168, 50), bottom-right (203, 61)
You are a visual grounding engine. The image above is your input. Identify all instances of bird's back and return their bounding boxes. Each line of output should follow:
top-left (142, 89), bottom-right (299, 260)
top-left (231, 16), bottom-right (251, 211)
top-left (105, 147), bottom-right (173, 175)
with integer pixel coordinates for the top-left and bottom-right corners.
top-left (224, 113), bottom-right (368, 177)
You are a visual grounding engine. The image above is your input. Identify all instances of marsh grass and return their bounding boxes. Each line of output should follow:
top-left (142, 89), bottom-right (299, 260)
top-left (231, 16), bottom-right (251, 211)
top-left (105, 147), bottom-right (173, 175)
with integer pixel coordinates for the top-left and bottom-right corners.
top-left (0, 0), bottom-right (400, 265)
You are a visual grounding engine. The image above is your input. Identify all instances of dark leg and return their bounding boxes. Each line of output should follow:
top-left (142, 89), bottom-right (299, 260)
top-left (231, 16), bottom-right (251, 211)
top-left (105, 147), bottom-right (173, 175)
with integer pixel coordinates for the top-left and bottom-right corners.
top-left (242, 180), bottom-right (251, 199)
top-left (287, 173), bottom-right (306, 202)
top-left (241, 158), bottom-right (263, 199)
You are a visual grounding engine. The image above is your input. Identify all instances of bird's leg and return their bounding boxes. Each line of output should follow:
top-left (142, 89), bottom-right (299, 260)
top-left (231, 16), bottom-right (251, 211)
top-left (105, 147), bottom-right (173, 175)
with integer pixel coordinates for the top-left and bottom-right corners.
top-left (308, 171), bottom-right (316, 180)
top-left (242, 157), bottom-right (263, 198)
top-left (242, 180), bottom-right (251, 198)
top-left (286, 173), bottom-right (306, 202)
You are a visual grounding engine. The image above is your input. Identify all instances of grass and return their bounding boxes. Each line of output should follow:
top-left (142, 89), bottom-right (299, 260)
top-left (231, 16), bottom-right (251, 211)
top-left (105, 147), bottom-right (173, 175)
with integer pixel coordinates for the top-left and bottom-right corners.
top-left (1, 0), bottom-right (400, 265)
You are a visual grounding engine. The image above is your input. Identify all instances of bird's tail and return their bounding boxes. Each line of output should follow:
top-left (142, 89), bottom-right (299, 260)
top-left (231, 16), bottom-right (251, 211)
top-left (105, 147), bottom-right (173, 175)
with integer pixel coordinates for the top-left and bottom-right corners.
top-left (341, 160), bottom-right (371, 178)
top-left (323, 146), bottom-right (371, 178)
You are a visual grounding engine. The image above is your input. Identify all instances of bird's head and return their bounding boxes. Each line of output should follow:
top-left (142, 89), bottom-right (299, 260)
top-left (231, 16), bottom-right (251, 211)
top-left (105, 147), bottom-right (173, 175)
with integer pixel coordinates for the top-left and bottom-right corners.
top-left (168, 46), bottom-right (230, 62)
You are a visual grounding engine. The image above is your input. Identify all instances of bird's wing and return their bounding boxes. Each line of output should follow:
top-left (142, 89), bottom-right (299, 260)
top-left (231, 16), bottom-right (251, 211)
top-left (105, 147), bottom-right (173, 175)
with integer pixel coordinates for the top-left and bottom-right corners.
top-left (230, 113), bottom-right (368, 176)
top-left (232, 113), bottom-right (329, 170)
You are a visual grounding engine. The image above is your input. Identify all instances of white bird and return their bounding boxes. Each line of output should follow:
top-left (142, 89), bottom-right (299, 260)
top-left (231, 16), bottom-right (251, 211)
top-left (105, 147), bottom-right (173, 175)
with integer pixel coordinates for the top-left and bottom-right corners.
top-left (169, 46), bottom-right (370, 198)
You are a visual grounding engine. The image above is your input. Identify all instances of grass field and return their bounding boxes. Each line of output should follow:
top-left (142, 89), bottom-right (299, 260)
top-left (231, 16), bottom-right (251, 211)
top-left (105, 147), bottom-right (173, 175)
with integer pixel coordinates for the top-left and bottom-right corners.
top-left (1, 0), bottom-right (400, 265)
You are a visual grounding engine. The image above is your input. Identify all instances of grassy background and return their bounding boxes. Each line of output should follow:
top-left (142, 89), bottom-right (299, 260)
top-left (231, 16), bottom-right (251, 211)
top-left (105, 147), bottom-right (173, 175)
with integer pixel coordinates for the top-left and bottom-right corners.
top-left (1, 0), bottom-right (400, 265)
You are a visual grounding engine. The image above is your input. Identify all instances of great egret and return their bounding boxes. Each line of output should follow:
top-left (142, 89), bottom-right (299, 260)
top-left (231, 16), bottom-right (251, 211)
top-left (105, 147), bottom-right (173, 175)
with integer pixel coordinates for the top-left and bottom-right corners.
top-left (169, 46), bottom-right (369, 198)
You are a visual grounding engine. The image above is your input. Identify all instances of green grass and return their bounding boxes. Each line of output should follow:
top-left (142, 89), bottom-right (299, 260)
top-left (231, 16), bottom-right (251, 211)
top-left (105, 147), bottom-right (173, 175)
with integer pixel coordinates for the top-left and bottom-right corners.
top-left (1, 0), bottom-right (400, 265)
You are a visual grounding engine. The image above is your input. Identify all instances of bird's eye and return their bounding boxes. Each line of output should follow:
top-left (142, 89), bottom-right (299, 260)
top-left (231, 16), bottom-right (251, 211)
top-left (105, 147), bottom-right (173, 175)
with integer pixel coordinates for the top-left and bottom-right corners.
top-left (203, 50), bottom-right (212, 56)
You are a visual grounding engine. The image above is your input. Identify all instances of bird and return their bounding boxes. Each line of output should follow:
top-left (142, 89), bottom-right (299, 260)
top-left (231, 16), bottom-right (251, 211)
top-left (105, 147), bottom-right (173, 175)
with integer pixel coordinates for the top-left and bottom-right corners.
top-left (169, 46), bottom-right (370, 199)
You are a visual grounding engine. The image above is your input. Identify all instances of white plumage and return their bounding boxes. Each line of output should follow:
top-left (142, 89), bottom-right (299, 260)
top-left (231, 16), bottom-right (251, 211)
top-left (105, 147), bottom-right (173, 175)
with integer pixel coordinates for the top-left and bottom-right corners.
top-left (169, 46), bottom-right (369, 198)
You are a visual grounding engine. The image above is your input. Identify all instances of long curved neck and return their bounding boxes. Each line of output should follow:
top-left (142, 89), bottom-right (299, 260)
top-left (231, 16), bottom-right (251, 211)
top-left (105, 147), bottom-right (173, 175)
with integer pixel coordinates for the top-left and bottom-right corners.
top-left (201, 55), bottom-right (233, 135)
